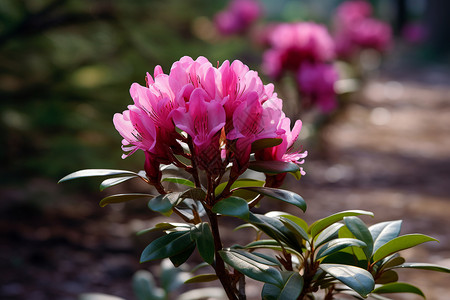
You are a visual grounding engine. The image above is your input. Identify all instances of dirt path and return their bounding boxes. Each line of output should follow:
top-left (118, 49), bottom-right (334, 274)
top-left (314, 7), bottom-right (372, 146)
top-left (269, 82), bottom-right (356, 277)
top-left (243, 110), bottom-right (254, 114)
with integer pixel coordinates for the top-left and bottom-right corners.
top-left (1, 70), bottom-right (450, 300)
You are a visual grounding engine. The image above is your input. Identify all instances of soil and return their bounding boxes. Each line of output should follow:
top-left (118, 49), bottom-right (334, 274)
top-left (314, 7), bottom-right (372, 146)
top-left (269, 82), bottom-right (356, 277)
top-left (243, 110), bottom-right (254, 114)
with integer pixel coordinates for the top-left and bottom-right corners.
top-left (1, 67), bottom-right (450, 300)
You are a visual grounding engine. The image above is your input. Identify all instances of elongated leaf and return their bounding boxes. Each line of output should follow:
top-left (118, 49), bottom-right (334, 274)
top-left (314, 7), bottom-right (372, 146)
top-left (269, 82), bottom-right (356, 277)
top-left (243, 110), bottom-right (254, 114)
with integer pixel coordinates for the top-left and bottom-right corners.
top-left (212, 196), bottom-right (249, 220)
top-left (369, 220), bottom-right (402, 253)
top-left (137, 222), bottom-right (191, 236)
top-left (59, 169), bottom-right (139, 183)
top-left (251, 138), bottom-right (282, 152)
top-left (162, 177), bottom-right (195, 188)
top-left (344, 217), bottom-right (373, 259)
top-left (321, 251), bottom-right (367, 269)
top-left (315, 223), bottom-right (344, 248)
top-left (279, 214), bottom-right (309, 232)
top-left (309, 210), bottom-right (374, 238)
top-left (317, 238), bottom-right (367, 259)
top-left (148, 192), bottom-right (181, 215)
top-left (372, 282), bottom-right (425, 298)
top-left (169, 242), bottom-right (196, 267)
top-left (132, 270), bottom-right (165, 300)
top-left (190, 223), bottom-right (215, 265)
top-left (140, 231), bottom-right (192, 262)
top-left (99, 193), bottom-right (153, 207)
top-left (261, 272), bottom-right (304, 300)
top-left (215, 179), bottom-right (264, 199)
top-left (390, 263), bottom-right (450, 273)
top-left (279, 217), bottom-right (309, 243)
top-left (248, 213), bottom-right (301, 249)
top-left (372, 234), bottom-right (438, 263)
top-left (320, 264), bottom-right (375, 297)
top-left (375, 270), bottom-right (398, 284)
top-left (219, 249), bottom-right (284, 287)
top-left (379, 256), bottom-right (405, 272)
top-left (236, 187), bottom-right (306, 212)
top-left (185, 274), bottom-right (218, 284)
top-left (179, 188), bottom-right (206, 202)
top-left (248, 161), bottom-right (300, 174)
top-left (100, 176), bottom-right (138, 191)
top-left (245, 240), bottom-right (303, 257)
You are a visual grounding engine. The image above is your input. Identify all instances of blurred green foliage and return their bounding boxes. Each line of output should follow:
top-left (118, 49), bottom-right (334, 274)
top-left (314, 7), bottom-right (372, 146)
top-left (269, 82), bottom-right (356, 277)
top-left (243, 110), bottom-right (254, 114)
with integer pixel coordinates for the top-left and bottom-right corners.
top-left (0, 0), bottom-right (261, 182)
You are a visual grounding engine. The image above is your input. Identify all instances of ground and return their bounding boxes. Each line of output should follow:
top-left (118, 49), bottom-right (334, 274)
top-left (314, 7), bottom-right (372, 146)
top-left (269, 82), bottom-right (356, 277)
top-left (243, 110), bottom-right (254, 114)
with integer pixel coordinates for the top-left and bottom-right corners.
top-left (1, 67), bottom-right (450, 299)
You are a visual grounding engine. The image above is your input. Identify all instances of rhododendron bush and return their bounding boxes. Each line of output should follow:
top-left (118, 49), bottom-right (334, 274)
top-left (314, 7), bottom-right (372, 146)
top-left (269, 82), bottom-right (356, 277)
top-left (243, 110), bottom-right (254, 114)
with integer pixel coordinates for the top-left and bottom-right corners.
top-left (60, 57), bottom-right (449, 300)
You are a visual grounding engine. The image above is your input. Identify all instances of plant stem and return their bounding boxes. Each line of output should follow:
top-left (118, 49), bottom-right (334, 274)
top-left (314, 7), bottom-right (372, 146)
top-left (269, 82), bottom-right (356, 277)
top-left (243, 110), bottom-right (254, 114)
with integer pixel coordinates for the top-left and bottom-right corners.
top-left (206, 209), bottom-right (238, 300)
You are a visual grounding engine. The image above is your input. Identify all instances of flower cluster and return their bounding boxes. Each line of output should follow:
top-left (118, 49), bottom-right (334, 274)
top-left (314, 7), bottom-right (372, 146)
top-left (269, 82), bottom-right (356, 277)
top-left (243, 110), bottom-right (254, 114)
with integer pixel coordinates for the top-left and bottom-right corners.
top-left (333, 0), bottom-right (392, 58)
top-left (214, 0), bottom-right (262, 36)
top-left (113, 56), bottom-right (306, 184)
top-left (262, 22), bottom-right (338, 112)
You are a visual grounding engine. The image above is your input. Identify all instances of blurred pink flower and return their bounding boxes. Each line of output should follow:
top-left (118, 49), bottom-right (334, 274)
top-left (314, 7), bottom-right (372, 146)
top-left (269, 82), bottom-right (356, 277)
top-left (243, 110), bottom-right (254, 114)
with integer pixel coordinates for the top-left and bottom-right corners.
top-left (214, 0), bottom-right (262, 35)
top-left (262, 22), bottom-right (335, 79)
top-left (333, 0), bottom-right (392, 57)
top-left (297, 62), bottom-right (339, 112)
top-left (114, 56), bottom-right (304, 180)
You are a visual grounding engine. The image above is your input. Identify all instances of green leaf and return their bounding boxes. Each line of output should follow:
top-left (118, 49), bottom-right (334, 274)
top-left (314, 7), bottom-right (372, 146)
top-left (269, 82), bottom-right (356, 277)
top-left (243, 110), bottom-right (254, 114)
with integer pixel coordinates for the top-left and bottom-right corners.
top-left (261, 272), bottom-right (304, 300)
top-left (369, 220), bottom-right (402, 253)
top-left (169, 242), bottom-right (196, 267)
top-left (162, 177), bottom-right (195, 188)
top-left (316, 238), bottom-right (367, 259)
top-left (389, 263), bottom-right (450, 273)
top-left (132, 270), bottom-right (165, 300)
top-left (372, 234), bottom-right (438, 263)
top-left (179, 188), bottom-right (207, 202)
top-left (236, 187), bottom-right (306, 212)
top-left (148, 192), bottom-right (182, 215)
top-left (320, 264), bottom-right (375, 297)
top-left (59, 169), bottom-right (139, 183)
top-left (375, 270), bottom-right (398, 284)
top-left (279, 217), bottom-right (309, 243)
top-left (309, 210), bottom-right (374, 238)
top-left (136, 222), bottom-right (191, 236)
top-left (219, 249), bottom-right (284, 287)
top-left (212, 196), bottom-right (249, 220)
top-left (378, 255), bottom-right (405, 271)
top-left (100, 176), bottom-right (137, 191)
top-left (140, 231), bottom-right (192, 262)
top-left (248, 161), bottom-right (300, 174)
top-left (248, 213), bottom-right (302, 249)
top-left (185, 274), bottom-right (219, 284)
top-left (344, 217), bottom-right (374, 259)
top-left (315, 223), bottom-right (344, 248)
top-left (245, 240), bottom-right (303, 257)
top-left (320, 251), bottom-right (367, 268)
top-left (372, 282), bottom-right (425, 298)
top-left (251, 138), bottom-right (283, 152)
top-left (99, 193), bottom-right (153, 207)
top-left (215, 179), bottom-right (264, 199)
top-left (279, 214), bottom-right (309, 232)
top-left (191, 223), bottom-right (215, 265)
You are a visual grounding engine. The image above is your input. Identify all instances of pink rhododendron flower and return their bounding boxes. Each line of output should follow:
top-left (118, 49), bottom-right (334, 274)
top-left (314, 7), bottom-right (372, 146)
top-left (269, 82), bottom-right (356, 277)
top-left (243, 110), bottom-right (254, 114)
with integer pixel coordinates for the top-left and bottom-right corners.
top-left (262, 22), bottom-right (335, 79)
top-left (214, 0), bottom-right (262, 35)
top-left (333, 0), bottom-right (392, 58)
top-left (114, 56), bottom-right (306, 181)
top-left (297, 62), bottom-right (339, 113)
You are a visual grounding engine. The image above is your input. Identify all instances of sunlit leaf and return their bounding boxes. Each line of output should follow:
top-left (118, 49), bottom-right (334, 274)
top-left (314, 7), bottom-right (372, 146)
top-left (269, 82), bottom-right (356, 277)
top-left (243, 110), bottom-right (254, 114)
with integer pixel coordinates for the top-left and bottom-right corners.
top-left (279, 217), bottom-right (309, 243)
top-left (219, 249), bottom-right (284, 287)
top-left (320, 264), bottom-right (375, 297)
top-left (215, 179), bottom-right (264, 199)
top-left (261, 272), bottom-right (304, 300)
top-left (315, 223), bottom-right (344, 248)
top-left (369, 220), bottom-right (402, 253)
top-left (212, 196), bottom-right (249, 220)
top-left (99, 193), bottom-right (153, 207)
top-left (344, 217), bottom-right (373, 259)
top-left (236, 187), bottom-right (306, 212)
top-left (148, 192), bottom-right (182, 215)
top-left (100, 176), bottom-right (137, 191)
top-left (372, 234), bottom-right (438, 263)
top-left (185, 274), bottom-right (219, 284)
top-left (389, 263), bottom-right (450, 273)
top-left (372, 282), bottom-right (425, 298)
top-left (136, 222), bottom-right (191, 236)
top-left (162, 177), bottom-right (195, 188)
top-left (309, 210), bottom-right (374, 238)
top-left (316, 238), bottom-right (367, 260)
top-left (59, 169), bottom-right (139, 183)
top-left (375, 270), bottom-right (398, 284)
